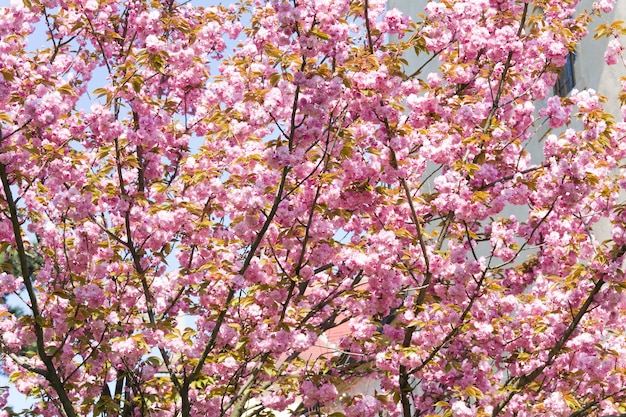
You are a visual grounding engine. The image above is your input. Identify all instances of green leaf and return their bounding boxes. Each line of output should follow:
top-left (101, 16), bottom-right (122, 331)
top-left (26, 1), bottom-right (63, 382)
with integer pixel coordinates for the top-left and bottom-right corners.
top-left (92, 87), bottom-right (109, 98)
top-left (464, 385), bottom-right (484, 399)
top-left (1, 69), bottom-right (15, 82)
top-left (57, 84), bottom-right (75, 95)
top-left (131, 77), bottom-right (143, 94)
top-left (310, 28), bottom-right (330, 40)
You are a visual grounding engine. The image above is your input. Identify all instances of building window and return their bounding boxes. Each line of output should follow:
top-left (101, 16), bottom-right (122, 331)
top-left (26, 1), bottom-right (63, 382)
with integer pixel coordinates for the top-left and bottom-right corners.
top-left (554, 52), bottom-right (576, 97)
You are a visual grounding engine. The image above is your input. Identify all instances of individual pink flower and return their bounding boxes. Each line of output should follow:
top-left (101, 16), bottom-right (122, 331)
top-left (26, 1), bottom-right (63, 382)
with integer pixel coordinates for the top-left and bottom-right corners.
top-left (383, 8), bottom-right (409, 35)
top-left (540, 96), bottom-right (572, 128)
top-left (605, 38), bottom-right (624, 65)
top-left (451, 400), bottom-right (474, 417)
top-left (0, 272), bottom-right (20, 296)
top-left (543, 392), bottom-right (571, 416)
top-left (346, 395), bottom-right (382, 417)
top-left (301, 380), bottom-right (338, 407)
top-left (593, 0), bottom-right (615, 13)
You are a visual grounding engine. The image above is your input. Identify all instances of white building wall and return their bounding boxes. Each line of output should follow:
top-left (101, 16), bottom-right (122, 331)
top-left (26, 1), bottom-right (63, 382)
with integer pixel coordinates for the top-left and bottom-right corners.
top-left (389, 0), bottom-right (626, 246)
top-left (390, 0), bottom-right (626, 115)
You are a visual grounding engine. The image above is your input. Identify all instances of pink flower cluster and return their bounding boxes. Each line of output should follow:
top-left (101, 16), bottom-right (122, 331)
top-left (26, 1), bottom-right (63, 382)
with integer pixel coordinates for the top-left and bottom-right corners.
top-left (0, 0), bottom-right (625, 416)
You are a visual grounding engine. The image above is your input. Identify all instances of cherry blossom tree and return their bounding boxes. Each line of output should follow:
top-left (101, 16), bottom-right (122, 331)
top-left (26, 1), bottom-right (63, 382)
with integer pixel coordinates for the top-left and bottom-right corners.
top-left (2, 0), bottom-right (626, 415)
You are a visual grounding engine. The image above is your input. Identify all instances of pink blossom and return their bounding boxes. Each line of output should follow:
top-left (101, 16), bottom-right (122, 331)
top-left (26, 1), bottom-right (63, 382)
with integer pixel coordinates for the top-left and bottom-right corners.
top-left (543, 392), bottom-right (571, 416)
top-left (349, 318), bottom-right (376, 340)
top-left (301, 381), bottom-right (338, 407)
top-left (593, 0), bottom-right (615, 13)
top-left (1, 0), bottom-right (626, 416)
top-left (0, 272), bottom-right (20, 295)
top-left (570, 89), bottom-right (602, 112)
top-left (605, 38), bottom-right (623, 65)
top-left (383, 8), bottom-right (409, 35)
top-left (346, 395), bottom-right (382, 417)
top-left (540, 96), bottom-right (572, 128)
top-left (451, 400), bottom-right (474, 417)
